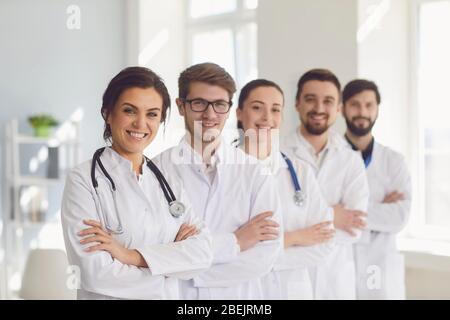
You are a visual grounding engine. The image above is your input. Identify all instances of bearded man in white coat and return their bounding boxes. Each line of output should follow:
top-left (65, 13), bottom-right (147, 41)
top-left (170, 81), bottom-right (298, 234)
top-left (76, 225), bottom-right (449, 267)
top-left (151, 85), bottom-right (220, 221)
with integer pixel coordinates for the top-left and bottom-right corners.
top-left (342, 79), bottom-right (412, 300)
top-left (283, 69), bottom-right (370, 299)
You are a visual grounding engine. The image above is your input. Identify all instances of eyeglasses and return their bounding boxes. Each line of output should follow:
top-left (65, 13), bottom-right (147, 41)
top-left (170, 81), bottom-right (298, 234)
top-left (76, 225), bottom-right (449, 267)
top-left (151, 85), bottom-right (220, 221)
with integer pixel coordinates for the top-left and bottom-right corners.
top-left (183, 98), bottom-right (232, 114)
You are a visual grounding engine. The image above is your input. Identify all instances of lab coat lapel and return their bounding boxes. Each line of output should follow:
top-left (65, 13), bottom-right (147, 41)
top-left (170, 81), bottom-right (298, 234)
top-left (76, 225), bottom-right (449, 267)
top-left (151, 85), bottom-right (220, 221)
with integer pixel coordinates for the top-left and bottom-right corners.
top-left (285, 130), bottom-right (319, 171)
top-left (102, 147), bottom-right (158, 219)
top-left (201, 141), bottom-right (227, 222)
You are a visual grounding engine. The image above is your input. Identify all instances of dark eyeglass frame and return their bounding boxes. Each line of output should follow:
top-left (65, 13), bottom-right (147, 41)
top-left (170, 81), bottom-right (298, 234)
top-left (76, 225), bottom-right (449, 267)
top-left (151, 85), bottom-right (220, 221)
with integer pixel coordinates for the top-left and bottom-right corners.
top-left (182, 98), bottom-right (233, 114)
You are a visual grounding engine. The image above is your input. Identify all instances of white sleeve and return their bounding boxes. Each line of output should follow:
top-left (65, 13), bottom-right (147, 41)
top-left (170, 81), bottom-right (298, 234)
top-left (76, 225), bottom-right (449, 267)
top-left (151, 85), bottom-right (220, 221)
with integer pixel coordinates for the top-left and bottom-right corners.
top-left (135, 208), bottom-right (213, 280)
top-left (336, 154), bottom-right (370, 244)
top-left (61, 168), bottom-right (167, 299)
top-left (153, 149), bottom-right (240, 265)
top-left (192, 172), bottom-right (283, 288)
top-left (149, 151), bottom-right (219, 269)
top-left (274, 165), bottom-right (335, 271)
top-left (134, 162), bottom-right (213, 279)
top-left (367, 156), bottom-right (412, 233)
top-left (209, 233), bottom-right (240, 264)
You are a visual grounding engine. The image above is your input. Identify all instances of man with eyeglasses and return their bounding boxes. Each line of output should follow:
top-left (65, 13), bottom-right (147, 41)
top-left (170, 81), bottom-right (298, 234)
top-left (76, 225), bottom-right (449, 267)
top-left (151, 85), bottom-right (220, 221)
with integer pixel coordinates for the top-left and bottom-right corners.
top-left (153, 62), bottom-right (282, 300)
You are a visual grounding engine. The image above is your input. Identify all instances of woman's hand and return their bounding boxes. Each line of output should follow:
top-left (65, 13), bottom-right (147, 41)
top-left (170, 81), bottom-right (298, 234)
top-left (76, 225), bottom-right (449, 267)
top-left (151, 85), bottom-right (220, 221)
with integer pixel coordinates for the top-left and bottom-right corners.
top-left (175, 223), bottom-right (199, 242)
top-left (78, 219), bottom-right (147, 267)
top-left (233, 211), bottom-right (279, 252)
top-left (284, 221), bottom-right (335, 248)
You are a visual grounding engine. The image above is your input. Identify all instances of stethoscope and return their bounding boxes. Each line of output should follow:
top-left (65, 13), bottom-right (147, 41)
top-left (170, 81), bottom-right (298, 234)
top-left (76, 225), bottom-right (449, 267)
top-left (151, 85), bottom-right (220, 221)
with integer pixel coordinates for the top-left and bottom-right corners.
top-left (234, 139), bottom-right (307, 207)
top-left (90, 147), bottom-right (185, 234)
top-left (280, 152), bottom-right (307, 207)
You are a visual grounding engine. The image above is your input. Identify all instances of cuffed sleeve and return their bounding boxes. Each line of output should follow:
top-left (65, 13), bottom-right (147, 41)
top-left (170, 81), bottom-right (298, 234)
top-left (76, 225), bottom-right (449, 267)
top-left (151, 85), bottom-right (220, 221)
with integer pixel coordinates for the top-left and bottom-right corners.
top-left (367, 156), bottom-right (411, 233)
top-left (192, 172), bottom-right (283, 288)
top-left (336, 153), bottom-right (370, 244)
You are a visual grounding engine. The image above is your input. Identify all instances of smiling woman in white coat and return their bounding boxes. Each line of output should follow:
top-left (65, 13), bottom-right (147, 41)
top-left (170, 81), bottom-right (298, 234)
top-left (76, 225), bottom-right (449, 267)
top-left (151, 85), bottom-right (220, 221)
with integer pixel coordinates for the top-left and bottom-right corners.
top-left (235, 79), bottom-right (336, 300)
top-left (61, 67), bottom-right (213, 300)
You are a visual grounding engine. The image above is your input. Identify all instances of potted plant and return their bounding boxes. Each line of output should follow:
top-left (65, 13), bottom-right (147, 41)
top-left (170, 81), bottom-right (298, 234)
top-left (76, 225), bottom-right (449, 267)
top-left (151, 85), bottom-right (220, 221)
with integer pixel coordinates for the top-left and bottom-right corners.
top-left (28, 114), bottom-right (59, 137)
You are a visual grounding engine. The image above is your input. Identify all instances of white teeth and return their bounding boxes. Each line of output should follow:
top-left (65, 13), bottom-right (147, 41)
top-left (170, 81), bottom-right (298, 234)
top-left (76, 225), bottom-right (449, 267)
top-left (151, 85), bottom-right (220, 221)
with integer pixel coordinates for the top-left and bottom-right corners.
top-left (127, 131), bottom-right (147, 139)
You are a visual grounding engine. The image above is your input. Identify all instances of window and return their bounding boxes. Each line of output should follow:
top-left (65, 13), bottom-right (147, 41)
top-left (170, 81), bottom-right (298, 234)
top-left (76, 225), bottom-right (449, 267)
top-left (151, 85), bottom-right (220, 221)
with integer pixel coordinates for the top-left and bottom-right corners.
top-left (187, 0), bottom-right (258, 138)
top-left (412, 0), bottom-right (450, 239)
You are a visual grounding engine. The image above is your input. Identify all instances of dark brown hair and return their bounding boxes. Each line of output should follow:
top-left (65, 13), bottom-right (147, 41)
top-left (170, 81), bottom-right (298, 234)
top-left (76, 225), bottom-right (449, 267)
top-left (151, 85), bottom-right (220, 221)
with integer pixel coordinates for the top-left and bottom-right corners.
top-left (343, 79), bottom-right (381, 105)
top-left (101, 66), bottom-right (171, 141)
top-left (178, 62), bottom-right (236, 100)
top-left (237, 79), bottom-right (284, 130)
top-left (295, 68), bottom-right (341, 101)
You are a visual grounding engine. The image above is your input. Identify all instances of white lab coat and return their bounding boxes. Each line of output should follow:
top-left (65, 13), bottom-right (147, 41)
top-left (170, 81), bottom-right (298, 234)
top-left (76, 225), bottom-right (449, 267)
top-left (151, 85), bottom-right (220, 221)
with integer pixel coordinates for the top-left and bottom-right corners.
top-left (256, 151), bottom-right (335, 300)
top-left (61, 147), bottom-right (213, 300)
top-left (153, 138), bottom-right (283, 300)
top-left (283, 129), bottom-right (369, 300)
top-left (350, 142), bottom-right (411, 300)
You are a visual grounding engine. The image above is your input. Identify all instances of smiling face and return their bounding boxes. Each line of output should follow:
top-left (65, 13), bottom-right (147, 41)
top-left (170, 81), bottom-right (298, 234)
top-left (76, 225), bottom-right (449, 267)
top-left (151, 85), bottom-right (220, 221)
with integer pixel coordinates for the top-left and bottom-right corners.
top-left (343, 89), bottom-right (379, 136)
top-left (236, 86), bottom-right (283, 148)
top-left (107, 87), bottom-right (163, 158)
top-left (177, 81), bottom-right (230, 144)
top-left (296, 80), bottom-right (341, 135)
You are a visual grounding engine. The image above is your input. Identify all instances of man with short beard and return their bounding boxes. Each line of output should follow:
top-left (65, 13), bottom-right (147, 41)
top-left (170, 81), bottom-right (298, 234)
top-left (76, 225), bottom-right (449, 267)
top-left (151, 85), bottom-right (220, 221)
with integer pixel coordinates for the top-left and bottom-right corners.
top-left (283, 69), bottom-right (369, 300)
top-left (342, 79), bottom-right (411, 300)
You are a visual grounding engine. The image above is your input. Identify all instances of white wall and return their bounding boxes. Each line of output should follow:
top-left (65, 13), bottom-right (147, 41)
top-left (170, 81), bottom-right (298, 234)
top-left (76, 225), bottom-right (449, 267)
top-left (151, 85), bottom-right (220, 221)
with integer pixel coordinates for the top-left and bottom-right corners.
top-left (258, 0), bottom-right (359, 138)
top-left (127, 0), bottom-right (187, 158)
top-left (0, 0), bottom-right (126, 160)
top-left (357, 0), bottom-right (410, 159)
top-left (358, 0), bottom-right (450, 299)
top-left (0, 0), bottom-right (127, 220)
top-left (0, 0), bottom-right (126, 298)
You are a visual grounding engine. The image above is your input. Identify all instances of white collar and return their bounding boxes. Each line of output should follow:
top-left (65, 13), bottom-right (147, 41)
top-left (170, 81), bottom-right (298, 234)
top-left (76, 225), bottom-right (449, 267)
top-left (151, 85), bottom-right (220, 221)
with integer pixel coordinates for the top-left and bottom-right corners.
top-left (178, 135), bottom-right (224, 166)
top-left (292, 127), bottom-right (347, 154)
top-left (237, 143), bottom-right (287, 175)
top-left (103, 147), bottom-right (150, 176)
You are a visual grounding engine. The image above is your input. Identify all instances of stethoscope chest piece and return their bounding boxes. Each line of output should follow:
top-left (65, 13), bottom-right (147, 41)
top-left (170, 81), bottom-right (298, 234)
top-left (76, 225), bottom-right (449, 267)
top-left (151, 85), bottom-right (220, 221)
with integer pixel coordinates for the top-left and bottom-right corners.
top-left (281, 152), bottom-right (307, 208)
top-left (169, 201), bottom-right (185, 218)
top-left (294, 190), bottom-right (306, 207)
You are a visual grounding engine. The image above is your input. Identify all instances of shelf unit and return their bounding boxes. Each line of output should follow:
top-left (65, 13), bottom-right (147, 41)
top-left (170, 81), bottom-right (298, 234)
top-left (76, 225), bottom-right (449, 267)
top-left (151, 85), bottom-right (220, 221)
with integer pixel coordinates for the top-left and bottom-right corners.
top-left (3, 118), bottom-right (80, 298)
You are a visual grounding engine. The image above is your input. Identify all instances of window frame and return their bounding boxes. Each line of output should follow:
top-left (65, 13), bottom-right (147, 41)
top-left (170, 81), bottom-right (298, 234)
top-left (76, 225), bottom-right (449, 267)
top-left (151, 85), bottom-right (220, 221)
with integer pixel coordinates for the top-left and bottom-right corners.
top-left (185, 0), bottom-right (257, 86)
top-left (408, 0), bottom-right (450, 242)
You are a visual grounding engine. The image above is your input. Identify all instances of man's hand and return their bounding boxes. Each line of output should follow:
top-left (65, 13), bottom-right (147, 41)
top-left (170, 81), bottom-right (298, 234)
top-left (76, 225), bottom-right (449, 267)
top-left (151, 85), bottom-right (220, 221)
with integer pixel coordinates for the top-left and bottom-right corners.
top-left (234, 211), bottom-right (279, 252)
top-left (333, 204), bottom-right (367, 236)
top-left (382, 191), bottom-right (405, 204)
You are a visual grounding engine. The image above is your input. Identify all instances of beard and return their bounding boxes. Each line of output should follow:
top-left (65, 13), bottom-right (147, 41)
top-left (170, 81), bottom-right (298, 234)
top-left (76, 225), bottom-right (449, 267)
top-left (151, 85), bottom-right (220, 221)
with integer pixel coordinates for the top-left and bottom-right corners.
top-left (345, 116), bottom-right (376, 136)
top-left (302, 111), bottom-right (330, 136)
